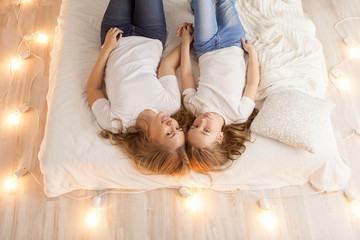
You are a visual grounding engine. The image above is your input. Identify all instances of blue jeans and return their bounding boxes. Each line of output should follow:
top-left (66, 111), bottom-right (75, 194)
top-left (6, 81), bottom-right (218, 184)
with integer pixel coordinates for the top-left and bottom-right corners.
top-left (191, 0), bottom-right (246, 58)
top-left (101, 0), bottom-right (166, 46)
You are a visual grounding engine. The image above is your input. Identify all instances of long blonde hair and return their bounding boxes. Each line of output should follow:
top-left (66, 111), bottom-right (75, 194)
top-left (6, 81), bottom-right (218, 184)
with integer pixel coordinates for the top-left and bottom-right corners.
top-left (183, 107), bottom-right (258, 175)
top-left (101, 115), bottom-right (190, 177)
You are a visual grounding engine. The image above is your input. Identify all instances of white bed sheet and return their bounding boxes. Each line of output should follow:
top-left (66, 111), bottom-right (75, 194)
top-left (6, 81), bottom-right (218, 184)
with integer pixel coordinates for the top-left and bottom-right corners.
top-left (38, 0), bottom-right (350, 198)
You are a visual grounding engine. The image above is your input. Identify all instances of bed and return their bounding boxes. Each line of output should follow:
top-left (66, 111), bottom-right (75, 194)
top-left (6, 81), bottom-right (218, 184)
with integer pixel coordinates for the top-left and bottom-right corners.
top-left (38, 0), bottom-right (350, 198)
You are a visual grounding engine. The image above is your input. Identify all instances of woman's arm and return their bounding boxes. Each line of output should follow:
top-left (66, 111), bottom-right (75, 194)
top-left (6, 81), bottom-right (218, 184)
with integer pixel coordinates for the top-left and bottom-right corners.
top-left (87, 28), bottom-right (123, 107)
top-left (179, 24), bottom-right (196, 92)
top-left (241, 38), bottom-right (260, 102)
top-left (157, 44), bottom-right (181, 78)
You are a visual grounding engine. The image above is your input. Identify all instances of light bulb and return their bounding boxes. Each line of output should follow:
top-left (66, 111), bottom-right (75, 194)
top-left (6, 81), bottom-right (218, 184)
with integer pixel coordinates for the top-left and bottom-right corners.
top-left (85, 208), bottom-right (100, 227)
top-left (35, 32), bottom-right (48, 43)
top-left (331, 69), bottom-right (352, 91)
top-left (343, 188), bottom-right (360, 217)
top-left (85, 196), bottom-right (101, 227)
top-left (10, 52), bottom-right (30, 72)
top-left (4, 177), bottom-right (18, 193)
top-left (24, 32), bottom-right (48, 43)
top-left (8, 112), bottom-right (21, 125)
top-left (4, 168), bottom-right (27, 194)
top-left (352, 200), bottom-right (360, 217)
top-left (7, 104), bottom-right (30, 125)
top-left (187, 196), bottom-right (202, 212)
top-left (11, 57), bottom-right (22, 71)
top-left (337, 77), bottom-right (352, 91)
top-left (261, 209), bottom-right (276, 229)
top-left (349, 46), bottom-right (360, 58)
top-left (259, 198), bottom-right (276, 230)
top-left (344, 38), bottom-right (359, 58)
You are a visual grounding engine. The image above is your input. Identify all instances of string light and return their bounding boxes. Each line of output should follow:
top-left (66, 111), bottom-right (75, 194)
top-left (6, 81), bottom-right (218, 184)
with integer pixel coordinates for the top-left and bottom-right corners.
top-left (343, 188), bottom-right (360, 217)
top-left (24, 32), bottom-right (48, 44)
top-left (330, 68), bottom-right (352, 91)
top-left (7, 103), bottom-right (30, 125)
top-left (13, 0), bottom-right (31, 6)
top-left (85, 196), bottom-right (101, 227)
top-left (10, 57), bottom-right (22, 71)
top-left (187, 195), bottom-right (202, 212)
top-left (344, 38), bottom-right (360, 58)
top-left (4, 167), bottom-right (27, 194)
top-left (179, 187), bottom-right (192, 199)
top-left (259, 198), bottom-right (276, 230)
top-left (179, 187), bottom-right (202, 212)
top-left (330, 17), bottom-right (359, 95)
top-left (10, 51), bottom-right (30, 72)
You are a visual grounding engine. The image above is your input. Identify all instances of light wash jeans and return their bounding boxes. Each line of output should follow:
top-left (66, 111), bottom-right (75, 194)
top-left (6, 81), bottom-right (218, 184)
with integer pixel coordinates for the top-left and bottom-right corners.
top-left (100, 0), bottom-right (166, 46)
top-left (191, 0), bottom-right (246, 58)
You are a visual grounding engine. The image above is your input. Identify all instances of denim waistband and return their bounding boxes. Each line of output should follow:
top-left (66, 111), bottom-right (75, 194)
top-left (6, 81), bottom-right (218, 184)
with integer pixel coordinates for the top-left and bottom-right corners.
top-left (195, 39), bottom-right (243, 59)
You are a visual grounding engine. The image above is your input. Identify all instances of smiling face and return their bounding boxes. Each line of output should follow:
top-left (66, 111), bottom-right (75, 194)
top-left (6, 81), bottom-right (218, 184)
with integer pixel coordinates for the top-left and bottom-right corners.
top-left (187, 112), bottom-right (225, 148)
top-left (148, 112), bottom-right (185, 150)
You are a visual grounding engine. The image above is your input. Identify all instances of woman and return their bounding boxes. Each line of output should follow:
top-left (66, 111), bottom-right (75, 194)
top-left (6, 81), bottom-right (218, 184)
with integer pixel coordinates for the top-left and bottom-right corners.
top-left (87, 0), bottom-right (190, 177)
top-left (177, 0), bottom-right (260, 175)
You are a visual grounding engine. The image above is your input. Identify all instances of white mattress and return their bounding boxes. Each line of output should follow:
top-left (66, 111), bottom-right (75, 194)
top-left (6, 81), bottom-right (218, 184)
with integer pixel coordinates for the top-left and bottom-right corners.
top-left (38, 0), bottom-right (350, 198)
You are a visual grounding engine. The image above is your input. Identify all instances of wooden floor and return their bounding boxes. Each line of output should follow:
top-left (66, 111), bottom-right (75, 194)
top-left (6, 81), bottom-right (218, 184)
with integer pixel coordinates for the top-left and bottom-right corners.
top-left (0, 0), bottom-right (359, 239)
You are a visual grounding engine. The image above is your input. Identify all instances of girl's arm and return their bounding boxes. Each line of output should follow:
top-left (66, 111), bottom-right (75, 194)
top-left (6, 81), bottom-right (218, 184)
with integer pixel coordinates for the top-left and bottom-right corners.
top-left (87, 28), bottom-right (122, 107)
top-left (157, 44), bottom-right (181, 78)
top-left (179, 24), bottom-right (196, 92)
top-left (241, 38), bottom-right (260, 102)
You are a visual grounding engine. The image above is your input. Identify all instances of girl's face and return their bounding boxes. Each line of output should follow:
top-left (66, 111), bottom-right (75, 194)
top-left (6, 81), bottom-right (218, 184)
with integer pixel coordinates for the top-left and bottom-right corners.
top-left (187, 112), bottom-right (224, 148)
top-left (148, 112), bottom-right (185, 149)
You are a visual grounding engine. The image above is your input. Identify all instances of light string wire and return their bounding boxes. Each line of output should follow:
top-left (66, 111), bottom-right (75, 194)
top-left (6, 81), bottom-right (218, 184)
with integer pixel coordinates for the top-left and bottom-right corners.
top-left (334, 17), bottom-right (360, 38)
top-left (0, 3), bottom-right (40, 105)
top-left (2, 1), bottom-right (46, 193)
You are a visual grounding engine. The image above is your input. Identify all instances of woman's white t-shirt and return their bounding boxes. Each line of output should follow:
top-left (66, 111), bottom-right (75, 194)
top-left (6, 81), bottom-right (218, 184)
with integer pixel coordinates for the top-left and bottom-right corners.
top-left (183, 46), bottom-right (255, 125)
top-left (91, 36), bottom-right (181, 133)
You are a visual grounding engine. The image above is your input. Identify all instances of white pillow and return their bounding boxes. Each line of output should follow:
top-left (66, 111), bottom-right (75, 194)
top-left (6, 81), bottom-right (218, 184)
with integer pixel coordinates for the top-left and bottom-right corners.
top-left (250, 89), bottom-right (335, 153)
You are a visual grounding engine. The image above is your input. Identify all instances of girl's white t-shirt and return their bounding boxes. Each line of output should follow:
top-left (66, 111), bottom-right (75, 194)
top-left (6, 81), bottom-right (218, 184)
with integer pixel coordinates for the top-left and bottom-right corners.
top-left (183, 46), bottom-right (255, 125)
top-left (91, 36), bottom-right (181, 133)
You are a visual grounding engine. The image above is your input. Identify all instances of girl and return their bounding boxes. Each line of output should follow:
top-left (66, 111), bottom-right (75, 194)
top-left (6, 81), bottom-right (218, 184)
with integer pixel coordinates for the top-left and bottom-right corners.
top-left (87, 0), bottom-right (190, 177)
top-left (177, 0), bottom-right (260, 174)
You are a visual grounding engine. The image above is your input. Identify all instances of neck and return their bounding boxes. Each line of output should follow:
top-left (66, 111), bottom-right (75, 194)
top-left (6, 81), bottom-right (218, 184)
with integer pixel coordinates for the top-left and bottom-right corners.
top-left (136, 109), bottom-right (156, 131)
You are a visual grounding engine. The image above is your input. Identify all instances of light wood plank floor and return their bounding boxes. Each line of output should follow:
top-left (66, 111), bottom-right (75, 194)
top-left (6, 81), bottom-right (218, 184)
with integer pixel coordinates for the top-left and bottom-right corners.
top-left (0, 0), bottom-right (359, 239)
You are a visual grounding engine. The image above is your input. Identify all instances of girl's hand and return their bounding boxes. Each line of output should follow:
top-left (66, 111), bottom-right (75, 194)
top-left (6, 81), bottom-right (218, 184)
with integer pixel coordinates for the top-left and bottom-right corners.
top-left (103, 28), bottom-right (123, 52)
top-left (241, 38), bottom-right (257, 55)
top-left (176, 22), bottom-right (193, 37)
top-left (181, 25), bottom-right (194, 45)
top-left (176, 23), bottom-right (194, 45)
top-left (176, 22), bottom-right (189, 37)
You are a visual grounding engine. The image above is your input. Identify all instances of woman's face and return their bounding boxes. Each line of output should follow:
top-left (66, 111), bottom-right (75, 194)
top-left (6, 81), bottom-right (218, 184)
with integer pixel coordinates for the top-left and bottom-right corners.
top-left (187, 112), bottom-right (224, 148)
top-left (148, 112), bottom-right (185, 149)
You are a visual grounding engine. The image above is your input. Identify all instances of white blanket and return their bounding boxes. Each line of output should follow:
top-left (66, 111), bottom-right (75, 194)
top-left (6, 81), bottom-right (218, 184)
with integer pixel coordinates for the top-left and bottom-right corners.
top-left (236, 0), bottom-right (329, 101)
top-left (38, 0), bottom-right (350, 198)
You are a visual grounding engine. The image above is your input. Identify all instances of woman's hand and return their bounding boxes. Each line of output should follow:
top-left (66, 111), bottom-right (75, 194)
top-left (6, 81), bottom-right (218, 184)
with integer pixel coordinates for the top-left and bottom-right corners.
top-left (182, 25), bottom-right (194, 45)
top-left (176, 22), bottom-right (191, 37)
top-left (103, 28), bottom-right (123, 53)
top-left (176, 22), bottom-right (194, 45)
top-left (241, 38), bottom-right (257, 55)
